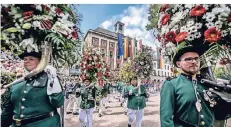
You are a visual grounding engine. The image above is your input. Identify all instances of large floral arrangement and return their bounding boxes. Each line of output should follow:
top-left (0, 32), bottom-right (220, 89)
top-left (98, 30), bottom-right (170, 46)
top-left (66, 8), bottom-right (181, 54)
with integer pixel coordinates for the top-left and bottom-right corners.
top-left (132, 46), bottom-right (154, 78)
top-left (157, 4), bottom-right (231, 64)
top-left (110, 69), bottom-right (120, 81)
top-left (119, 61), bottom-right (135, 82)
top-left (79, 48), bottom-right (110, 85)
top-left (1, 4), bottom-right (81, 65)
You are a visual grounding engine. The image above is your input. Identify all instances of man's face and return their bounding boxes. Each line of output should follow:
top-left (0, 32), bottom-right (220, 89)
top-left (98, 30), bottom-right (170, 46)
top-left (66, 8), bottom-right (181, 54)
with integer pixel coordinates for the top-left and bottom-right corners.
top-left (84, 80), bottom-right (90, 86)
top-left (176, 52), bottom-right (200, 75)
top-left (132, 79), bottom-right (137, 86)
top-left (23, 56), bottom-right (40, 72)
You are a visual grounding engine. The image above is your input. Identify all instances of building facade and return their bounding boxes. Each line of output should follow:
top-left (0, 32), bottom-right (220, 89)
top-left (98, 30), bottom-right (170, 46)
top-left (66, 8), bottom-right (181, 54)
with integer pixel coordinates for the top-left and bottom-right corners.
top-left (83, 21), bottom-right (173, 80)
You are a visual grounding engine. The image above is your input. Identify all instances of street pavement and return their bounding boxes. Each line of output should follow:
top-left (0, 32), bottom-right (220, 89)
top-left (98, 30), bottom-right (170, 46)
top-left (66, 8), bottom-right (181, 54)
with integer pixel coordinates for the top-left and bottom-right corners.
top-left (64, 92), bottom-right (160, 127)
top-left (64, 92), bottom-right (231, 127)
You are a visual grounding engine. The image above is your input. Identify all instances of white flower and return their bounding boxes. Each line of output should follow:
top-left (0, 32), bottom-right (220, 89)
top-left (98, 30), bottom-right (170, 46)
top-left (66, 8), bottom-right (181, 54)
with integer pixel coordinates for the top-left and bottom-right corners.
top-left (229, 23), bottom-right (231, 27)
top-left (194, 32), bottom-right (201, 39)
top-left (33, 21), bottom-right (41, 29)
top-left (205, 13), bottom-right (216, 22)
top-left (186, 20), bottom-right (194, 27)
top-left (190, 26), bottom-right (197, 33)
top-left (215, 21), bottom-right (223, 29)
top-left (195, 23), bottom-right (202, 29)
top-left (218, 13), bottom-right (229, 21)
top-left (206, 22), bottom-right (215, 28)
top-left (184, 4), bottom-right (195, 9)
top-left (180, 26), bottom-right (187, 32)
top-left (212, 7), bottom-right (230, 15)
top-left (36, 5), bottom-right (42, 11)
top-left (202, 4), bottom-right (210, 10)
top-left (19, 38), bottom-right (39, 52)
top-left (10, 33), bottom-right (16, 39)
top-left (171, 12), bottom-right (183, 23)
top-left (187, 35), bottom-right (195, 41)
top-left (161, 24), bottom-right (169, 35)
top-left (221, 30), bottom-right (228, 37)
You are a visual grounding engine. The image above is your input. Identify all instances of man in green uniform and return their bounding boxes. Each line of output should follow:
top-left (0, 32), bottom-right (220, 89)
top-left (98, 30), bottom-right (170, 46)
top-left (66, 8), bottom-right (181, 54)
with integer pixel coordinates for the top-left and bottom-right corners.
top-left (124, 77), bottom-right (148, 127)
top-left (75, 78), bottom-right (100, 127)
top-left (1, 51), bottom-right (64, 127)
top-left (160, 46), bottom-right (231, 127)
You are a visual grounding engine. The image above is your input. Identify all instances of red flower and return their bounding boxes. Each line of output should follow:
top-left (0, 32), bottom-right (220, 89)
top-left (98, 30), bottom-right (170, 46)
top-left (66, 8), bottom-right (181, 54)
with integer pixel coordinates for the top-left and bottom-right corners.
top-left (96, 64), bottom-right (101, 68)
top-left (190, 5), bottom-right (206, 16)
top-left (161, 14), bottom-right (170, 25)
top-left (157, 34), bottom-right (161, 42)
top-left (175, 32), bottom-right (188, 43)
top-left (40, 20), bottom-right (52, 30)
top-left (219, 58), bottom-right (231, 65)
top-left (41, 5), bottom-right (50, 12)
top-left (87, 65), bottom-right (93, 69)
top-left (55, 8), bottom-right (62, 15)
top-left (97, 72), bottom-right (102, 77)
top-left (228, 13), bottom-right (231, 22)
top-left (222, 45), bottom-right (227, 49)
top-left (165, 31), bottom-right (177, 42)
top-left (159, 4), bottom-right (169, 12)
top-left (23, 11), bottom-right (33, 20)
top-left (204, 28), bottom-right (221, 42)
top-left (71, 31), bottom-right (78, 39)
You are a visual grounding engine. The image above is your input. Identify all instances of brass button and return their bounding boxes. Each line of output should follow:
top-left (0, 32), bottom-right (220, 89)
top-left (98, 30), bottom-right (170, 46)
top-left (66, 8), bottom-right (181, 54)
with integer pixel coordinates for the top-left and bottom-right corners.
top-left (200, 115), bottom-right (204, 118)
top-left (201, 121), bottom-right (205, 125)
top-left (22, 98), bottom-right (26, 101)
top-left (20, 114), bottom-right (24, 118)
top-left (26, 84), bottom-right (30, 86)
top-left (21, 106), bottom-right (25, 109)
top-left (24, 91), bottom-right (27, 93)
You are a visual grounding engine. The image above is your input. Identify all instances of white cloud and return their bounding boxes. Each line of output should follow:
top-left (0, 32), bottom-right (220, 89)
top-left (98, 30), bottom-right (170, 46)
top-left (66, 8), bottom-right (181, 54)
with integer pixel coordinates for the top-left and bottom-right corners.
top-left (99, 4), bottom-right (157, 49)
top-left (100, 20), bottom-right (113, 29)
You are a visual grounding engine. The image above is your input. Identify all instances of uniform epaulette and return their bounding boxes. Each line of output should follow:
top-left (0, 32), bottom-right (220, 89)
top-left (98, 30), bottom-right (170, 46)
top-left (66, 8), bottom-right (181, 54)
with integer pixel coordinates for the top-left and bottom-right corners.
top-left (166, 76), bottom-right (176, 81)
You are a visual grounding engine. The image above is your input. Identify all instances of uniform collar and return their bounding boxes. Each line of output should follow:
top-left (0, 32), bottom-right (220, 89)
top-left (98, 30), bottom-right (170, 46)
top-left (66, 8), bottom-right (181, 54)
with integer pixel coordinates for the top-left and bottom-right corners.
top-left (180, 73), bottom-right (193, 80)
top-left (180, 73), bottom-right (201, 82)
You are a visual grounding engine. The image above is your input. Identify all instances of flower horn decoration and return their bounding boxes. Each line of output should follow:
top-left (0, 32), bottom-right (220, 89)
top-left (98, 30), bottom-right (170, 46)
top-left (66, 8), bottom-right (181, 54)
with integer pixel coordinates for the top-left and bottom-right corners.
top-left (1, 4), bottom-right (82, 65)
top-left (156, 4), bottom-right (231, 64)
top-left (119, 61), bottom-right (135, 83)
top-left (80, 48), bottom-right (110, 86)
top-left (132, 46), bottom-right (154, 78)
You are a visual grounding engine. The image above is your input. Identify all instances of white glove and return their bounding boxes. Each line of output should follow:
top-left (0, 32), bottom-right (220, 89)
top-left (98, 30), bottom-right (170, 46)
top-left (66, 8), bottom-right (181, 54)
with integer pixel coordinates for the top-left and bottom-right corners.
top-left (45, 65), bottom-right (62, 95)
top-left (129, 89), bottom-right (133, 95)
top-left (44, 65), bottom-right (57, 77)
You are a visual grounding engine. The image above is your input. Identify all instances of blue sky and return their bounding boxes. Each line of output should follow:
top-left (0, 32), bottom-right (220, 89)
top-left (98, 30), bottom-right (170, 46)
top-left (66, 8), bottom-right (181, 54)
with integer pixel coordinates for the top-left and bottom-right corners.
top-left (77, 4), bottom-right (158, 49)
top-left (78, 4), bottom-right (140, 34)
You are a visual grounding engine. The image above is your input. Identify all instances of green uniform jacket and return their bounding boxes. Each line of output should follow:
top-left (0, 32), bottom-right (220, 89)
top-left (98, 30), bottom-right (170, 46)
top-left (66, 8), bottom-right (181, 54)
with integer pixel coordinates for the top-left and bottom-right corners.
top-left (78, 85), bottom-right (101, 109)
top-left (160, 74), bottom-right (214, 127)
top-left (1, 71), bottom-right (64, 127)
top-left (124, 85), bottom-right (147, 110)
top-left (117, 82), bottom-right (125, 93)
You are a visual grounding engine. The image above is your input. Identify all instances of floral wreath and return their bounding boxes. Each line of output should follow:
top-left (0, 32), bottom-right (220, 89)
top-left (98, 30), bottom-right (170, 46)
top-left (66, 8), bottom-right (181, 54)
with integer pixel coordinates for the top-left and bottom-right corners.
top-left (132, 46), bottom-right (154, 78)
top-left (119, 61), bottom-right (134, 83)
top-left (80, 48), bottom-right (110, 86)
top-left (157, 4), bottom-right (231, 65)
top-left (1, 4), bottom-right (81, 65)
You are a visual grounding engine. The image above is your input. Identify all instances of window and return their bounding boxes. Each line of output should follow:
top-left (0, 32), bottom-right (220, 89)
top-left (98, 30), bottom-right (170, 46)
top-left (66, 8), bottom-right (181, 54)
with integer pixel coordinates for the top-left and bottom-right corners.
top-left (110, 51), bottom-right (113, 58)
top-left (110, 42), bottom-right (114, 48)
top-left (101, 39), bottom-right (107, 47)
top-left (117, 63), bottom-right (120, 68)
top-left (92, 37), bottom-right (99, 46)
top-left (119, 24), bottom-right (123, 30)
top-left (101, 49), bottom-right (105, 57)
top-left (154, 63), bottom-right (157, 68)
top-left (110, 62), bottom-right (113, 69)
